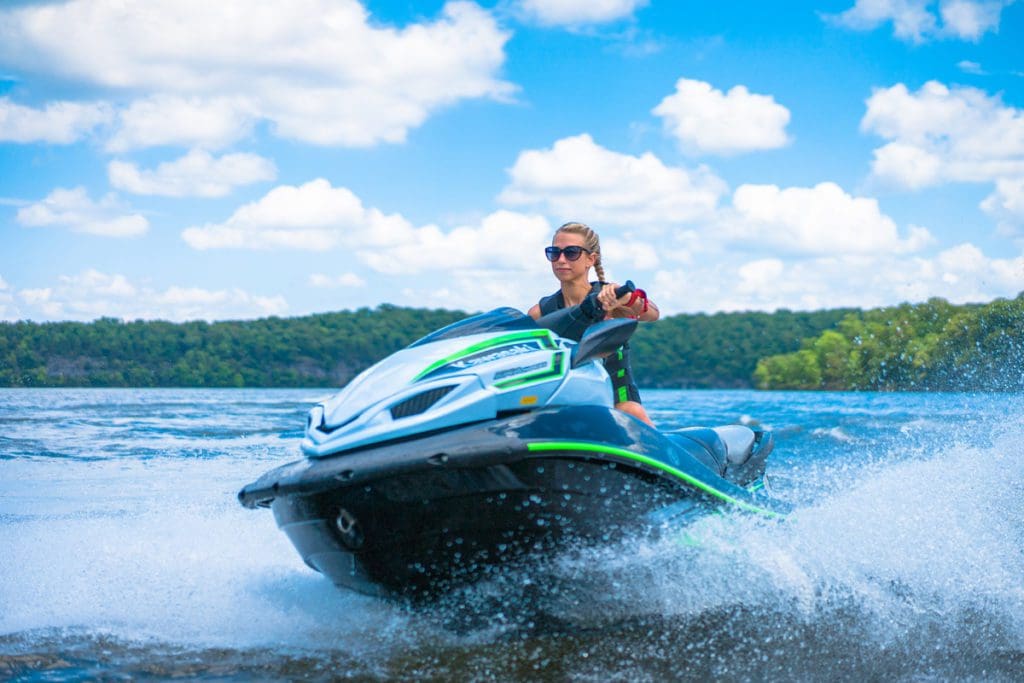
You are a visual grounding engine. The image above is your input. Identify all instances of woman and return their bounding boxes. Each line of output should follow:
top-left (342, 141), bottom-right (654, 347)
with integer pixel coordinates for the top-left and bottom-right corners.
top-left (527, 222), bottom-right (660, 426)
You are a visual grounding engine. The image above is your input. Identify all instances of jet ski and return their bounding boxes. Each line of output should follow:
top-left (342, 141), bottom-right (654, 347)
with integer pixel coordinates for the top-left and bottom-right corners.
top-left (238, 283), bottom-right (784, 598)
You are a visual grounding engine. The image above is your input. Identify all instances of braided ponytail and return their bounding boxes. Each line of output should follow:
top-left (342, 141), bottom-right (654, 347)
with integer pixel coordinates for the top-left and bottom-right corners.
top-left (554, 221), bottom-right (605, 282)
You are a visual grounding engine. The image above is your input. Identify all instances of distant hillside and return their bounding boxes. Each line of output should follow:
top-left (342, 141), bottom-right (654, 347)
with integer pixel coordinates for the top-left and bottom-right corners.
top-left (5, 295), bottom-right (1018, 391)
top-left (0, 304), bottom-right (852, 389)
top-left (0, 305), bottom-right (466, 388)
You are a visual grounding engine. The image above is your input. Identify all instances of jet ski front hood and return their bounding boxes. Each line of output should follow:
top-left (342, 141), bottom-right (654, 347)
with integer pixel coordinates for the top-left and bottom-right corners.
top-left (300, 328), bottom-right (597, 458)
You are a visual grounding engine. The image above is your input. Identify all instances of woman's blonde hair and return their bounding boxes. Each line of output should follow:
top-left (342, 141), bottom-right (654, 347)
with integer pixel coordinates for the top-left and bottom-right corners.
top-left (554, 221), bottom-right (605, 282)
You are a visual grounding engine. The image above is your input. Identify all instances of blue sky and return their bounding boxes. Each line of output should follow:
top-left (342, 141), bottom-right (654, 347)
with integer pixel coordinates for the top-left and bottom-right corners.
top-left (1, 0), bottom-right (1022, 322)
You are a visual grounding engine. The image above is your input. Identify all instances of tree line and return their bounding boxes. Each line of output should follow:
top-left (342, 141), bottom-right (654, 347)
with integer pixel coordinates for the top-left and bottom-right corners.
top-left (1, 304), bottom-right (850, 389)
top-left (0, 305), bottom-right (466, 388)
top-left (0, 294), bottom-right (1019, 390)
top-left (754, 292), bottom-right (1024, 391)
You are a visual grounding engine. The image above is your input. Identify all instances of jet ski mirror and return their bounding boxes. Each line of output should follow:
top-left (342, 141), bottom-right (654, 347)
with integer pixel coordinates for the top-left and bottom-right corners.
top-left (571, 318), bottom-right (638, 369)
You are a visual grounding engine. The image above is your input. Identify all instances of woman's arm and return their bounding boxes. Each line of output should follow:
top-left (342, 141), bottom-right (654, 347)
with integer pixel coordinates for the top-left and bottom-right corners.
top-left (635, 297), bottom-right (659, 322)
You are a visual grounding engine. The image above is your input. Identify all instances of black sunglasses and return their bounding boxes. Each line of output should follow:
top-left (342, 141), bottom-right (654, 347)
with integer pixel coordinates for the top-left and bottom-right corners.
top-left (544, 245), bottom-right (591, 262)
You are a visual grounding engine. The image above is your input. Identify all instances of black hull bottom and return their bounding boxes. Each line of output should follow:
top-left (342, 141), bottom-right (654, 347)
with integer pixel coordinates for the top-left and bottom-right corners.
top-left (241, 405), bottom-right (779, 598)
top-left (272, 456), bottom-right (687, 597)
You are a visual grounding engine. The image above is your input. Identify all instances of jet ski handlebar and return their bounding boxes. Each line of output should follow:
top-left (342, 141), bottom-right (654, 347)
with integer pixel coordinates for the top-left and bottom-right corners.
top-left (614, 280), bottom-right (636, 298)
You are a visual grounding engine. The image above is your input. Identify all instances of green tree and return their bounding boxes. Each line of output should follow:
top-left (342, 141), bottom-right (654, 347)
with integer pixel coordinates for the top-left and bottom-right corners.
top-left (754, 349), bottom-right (822, 390)
top-left (755, 294), bottom-right (1021, 391)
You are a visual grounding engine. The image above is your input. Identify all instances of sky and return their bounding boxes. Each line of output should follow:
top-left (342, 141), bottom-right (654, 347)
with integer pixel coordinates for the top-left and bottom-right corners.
top-left (1, 0), bottom-right (1022, 323)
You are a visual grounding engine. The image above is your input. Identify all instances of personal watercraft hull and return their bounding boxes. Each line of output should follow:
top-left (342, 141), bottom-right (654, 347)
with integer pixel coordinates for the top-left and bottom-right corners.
top-left (239, 405), bottom-right (779, 597)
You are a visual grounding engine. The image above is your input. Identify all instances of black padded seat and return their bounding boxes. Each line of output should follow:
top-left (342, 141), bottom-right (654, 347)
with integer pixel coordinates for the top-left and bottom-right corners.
top-left (665, 427), bottom-right (728, 475)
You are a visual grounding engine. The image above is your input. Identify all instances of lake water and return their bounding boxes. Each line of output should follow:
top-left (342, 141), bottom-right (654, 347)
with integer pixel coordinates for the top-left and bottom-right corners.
top-left (1, 388), bottom-right (1022, 681)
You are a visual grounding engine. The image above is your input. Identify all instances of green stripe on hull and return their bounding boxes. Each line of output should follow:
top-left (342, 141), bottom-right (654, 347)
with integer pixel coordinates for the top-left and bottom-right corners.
top-left (525, 440), bottom-right (781, 518)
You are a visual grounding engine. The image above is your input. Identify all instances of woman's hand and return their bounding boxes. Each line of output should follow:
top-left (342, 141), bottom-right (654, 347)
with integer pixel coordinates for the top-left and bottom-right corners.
top-left (597, 283), bottom-right (630, 312)
top-left (598, 282), bottom-right (660, 321)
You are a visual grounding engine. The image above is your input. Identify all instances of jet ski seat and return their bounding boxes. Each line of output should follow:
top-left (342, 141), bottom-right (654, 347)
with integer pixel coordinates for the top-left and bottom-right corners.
top-left (712, 425), bottom-right (757, 464)
top-left (664, 424), bottom-right (757, 477)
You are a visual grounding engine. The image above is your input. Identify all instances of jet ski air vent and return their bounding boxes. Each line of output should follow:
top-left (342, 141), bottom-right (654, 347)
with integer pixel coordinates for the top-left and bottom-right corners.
top-left (390, 385), bottom-right (456, 419)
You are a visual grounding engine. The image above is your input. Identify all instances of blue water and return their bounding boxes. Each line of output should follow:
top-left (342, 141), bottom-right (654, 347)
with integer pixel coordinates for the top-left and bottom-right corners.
top-left (1, 388), bottom-right (1022, 680)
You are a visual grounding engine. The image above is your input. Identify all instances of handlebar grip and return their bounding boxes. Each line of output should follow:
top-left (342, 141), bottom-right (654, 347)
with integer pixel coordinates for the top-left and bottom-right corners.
top-left (576, 280), bottom-right (638, 323)
top-left (614, 280), bottom-right (636, 298)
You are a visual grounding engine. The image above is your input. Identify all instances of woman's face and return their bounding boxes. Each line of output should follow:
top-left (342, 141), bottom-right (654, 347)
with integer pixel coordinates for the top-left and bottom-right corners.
top-left (550, 231), bottom-right (596, 283)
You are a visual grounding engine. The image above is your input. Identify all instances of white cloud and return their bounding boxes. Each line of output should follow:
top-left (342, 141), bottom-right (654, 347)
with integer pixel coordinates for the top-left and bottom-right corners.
top-left (516, 0), bottom-right (647, 26)
top-left (358, 209), bottom-right (552, 275)
top-left (981, 176), bottom-right (1024, 237)
top-left (0, 0), bottom-right (513, 149)
top-left (16, 187), bottom-right (148, 237)
top-left (0, 275), bottom-right (15, 321)
top-left (939, 0), bottom-right (1010, 40)
top-left (386, 222), bottom-right (670, 313)
top-left (152, 285), bottom-right (287, 320)
top-left (9, 269), bottom-right (287, 322)
top-left (18, 287), bottom-right (61, 318)
top-left (182, 180), bottom-right (553, 278)
top-left (303, 211), bottom-right (556, 311)
top-left (725, 182), bottom-right (933, 255)
top-left (601, 237), bottom-right (661, 272)
top-left (0, 97), bottom-right (113, 143)
top-left (862, 81), bottom-right (1024, 189)
top-left (829, 0), bottom-right (936, 41)
top-left (736, 258), bottom-right (785, 295)
top-left (106, 95), bottom-right (259, 152)
top-left (651, 244), bottom-right (1024, 314)
top-left (181, 178), bottom-right (416, 251)
top-left (869, 142), bottom-right (945, 188)
top-left (957, 59), bottom-right (986, 75)
top-left (394, 266), bottom-right (558, 314)
top-left (109, 149), bottom-right (276, 198)
top-left (652, 78), bottom-right (791, 155)
top-left (498, 133), bottom-right (727, 227)
top-left (827, 0), bottom-right (1013, 43)
top-left (309, 273), bottom-right (367, 288)
top-left (929, 243), bottom-right (1024, 296)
